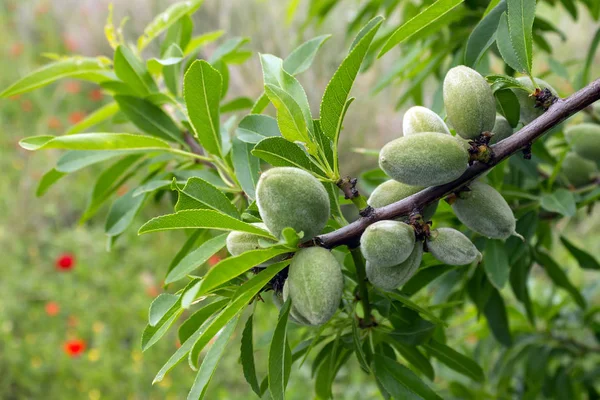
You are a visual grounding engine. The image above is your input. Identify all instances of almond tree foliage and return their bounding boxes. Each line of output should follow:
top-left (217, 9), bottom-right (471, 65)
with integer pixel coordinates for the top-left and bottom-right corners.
top-left (4, 0), bottom-right (600, 399)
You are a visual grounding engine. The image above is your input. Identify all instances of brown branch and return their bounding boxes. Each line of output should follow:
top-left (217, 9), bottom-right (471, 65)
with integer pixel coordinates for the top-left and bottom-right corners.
top-left (184, 132), bottom-right (213, 167)
top-left (310, 78), bottom-right (600, 249)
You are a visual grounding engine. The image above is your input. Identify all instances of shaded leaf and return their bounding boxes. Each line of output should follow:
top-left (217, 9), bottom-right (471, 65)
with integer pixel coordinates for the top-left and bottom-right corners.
top-left (424, 340), bottom-right (485, 382)
top-left (560, 236), bottom-right (600, 271)
top-left (465, 0), bottom-right (506, 67)
top-left (373, 354), bottom-right (442, 400)
top-left (232, 138), bottom-right (260, 200)
top-left (533, 249), bottom-right (586, 308)
top-left (540, 189), bottom-right (576, 217)
top-left (236, 114), bottom-right (281, 144)
top-left (240, 314), bottom-right (261, 396)
top-left (269, 299), bottom-right (292, 400)
top-left (484, 239), bottom-right (510, 289)
top-left (174, 177), bottom-right (239, 218)
top-left (165, 233), bottom-right (229, 284)
top-left (114, 45), bottom-right (157, 96)
top-left (483, 288), bottom-right (513, 346)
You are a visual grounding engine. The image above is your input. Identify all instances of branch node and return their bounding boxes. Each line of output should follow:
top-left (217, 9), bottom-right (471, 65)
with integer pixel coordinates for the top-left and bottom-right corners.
top-left (468, 133), bottom-right (495, 165)
top-left (534, 87), bottom-right (558, 111)
top-left (522, 143), bottom-right (532, 160)
top-left (359, 205), bottom-right (374, 218)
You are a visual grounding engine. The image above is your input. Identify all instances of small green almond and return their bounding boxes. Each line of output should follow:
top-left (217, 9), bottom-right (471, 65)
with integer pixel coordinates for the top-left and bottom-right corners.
top-left (490, 115), bottom-right (513, 144)
top-left (565, 123), bottom-right (600, 162)
top-left (426, 227), bottom-right (482, 265)
top-left (226, 223), bottom-right (274, 256)
top-left (403, 106), bottom-right (450, 136)
top-left (360, 221), bottom-right (415, 267)
top-left (561, 152), bottom-right (598, 187)
top-left (368, 180), bottom-right (438, 221)
top-left (366, 243), bottom-right (423, 291)
top-left (512, 77), bottom-right (558, 124)
top-left (379, 132), bottom-right (469, 187)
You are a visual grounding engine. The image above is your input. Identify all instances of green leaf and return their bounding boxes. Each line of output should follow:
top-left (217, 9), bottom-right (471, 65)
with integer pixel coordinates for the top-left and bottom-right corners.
top-left (509, 257), bottom-right (535, 325)
top-left (373, 354), bottom-right (442, 400)
top-left (321, 17), bottom-right (383, 142)
top-left (149, 293), bottom-right (179, 326)
top-left (236, 114), bottom-right (281, 144)
top-left (483, 288), bottom-right (513, 346)
top-left (138, 209), bottom-right (275, 237)
top-left (424, 340), bottom-right (485, 382)
top-left (495, 89), bottom-right (520, 128)
top-left (137, 0), bottom-right (204, 50)
top-left (20, 133), bottom-right (170, 152)
top-left (184, 60), bottom-right (223, 157)
top-left (133, 180), bottom-right (174, 197)
top-left (114, 45), bottom-right (157, 96)
top-left (184, 30), bottom-right (225, 57)
top-left (252, 137), bottom-right (319, 174)
top-left (161, 14), bottom-right (192, 56)
top-left (66, 102), bottom-right (119, 135)
top-left (496, 13), bottom-right (527, 73)
top-left (174, 177), bottom-right (240, 218)
top-left (220, 97), bottom-right (254, 113)
top-left (540, 189), bottom-right (576, 217)
top-left (165, 233), bottom-right (228, 284)
top-left (240, 314), bottom-right (261, 397)
top-left (379, 0), bottom-right (463, 57)
top-left (506, 0), bottom-right (536, 75)
top-left (484, 239), bottom-right (510, 289)
top-left (36, 169), bottom-right (66, 197)
top-left (401, 265), bottom-right (458, 297)
top-left (178, 299), bottom-right (229, 344)
top-left (465, 0), bottom-right (506, 67)
top-left (232, 138), bottom-right (260, 200)
top-left (197, 247), bottom-right (291, 297)
top-left (55, 150), bottom-right (129, 173)
top-left (385, 292), bottom-right (445, 326)
top-left (388, 308), bottom-right (436, 346)
top-left (185, 261), bottom-right (290, 372)
top-left (533, 249), bottom-right (586, 309)
top-left (389, 340), bottom-right (435, 381)
top-left (114, 96), bottom-right (184, 144)
top-left (560, 236), bottom-right (600, 271)
top-left (187, 315), bottom-right (239, 400)
top-left (161, 44), bottom-right (185, 95)
top-left (283, 35), bottom-right (331, 75)
top-left (352, 319), bottom-right (370, 373)
top-left (269, 299), bottom-right (292, 400)
top-left (578, 27), bottom-right (600, 88)
top-left (0, 57), bottom-right (114, 97)
top-left (105, 188), bottom-right (147, 236)
top-left (209, 37), bottom-right (250, 64)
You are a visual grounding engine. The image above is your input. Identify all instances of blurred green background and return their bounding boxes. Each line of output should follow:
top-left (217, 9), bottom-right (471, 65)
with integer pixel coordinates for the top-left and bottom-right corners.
top-left (1, 0), bottom-right (599, 399)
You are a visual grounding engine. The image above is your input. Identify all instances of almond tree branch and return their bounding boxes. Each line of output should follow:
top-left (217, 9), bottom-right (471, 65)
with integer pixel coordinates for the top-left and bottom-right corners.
top-left (310, 78), bottom-right (600, 249)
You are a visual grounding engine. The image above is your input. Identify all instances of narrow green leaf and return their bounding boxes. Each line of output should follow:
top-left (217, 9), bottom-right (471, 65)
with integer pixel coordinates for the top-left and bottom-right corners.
top-left (55, 150), bottom-right (127, 173)
top-left (506, 0), bottom-right (536, 74)
top-left (149, 293), bottom-right (179, 326)
top-left (137, 0), bottom-right (204, 50)
top-left (174, 177), bottom-right (239, 218)
top-left (0, 57), bottom-right (114, 97)
top-left (269, 299), bottom-right (292, 400)
top-left (178, 299), bottom-right (229, 344)
top-left (138, 209), bottom-right (275, 237)
top-left (187, 315), bottom-right (239, 400)
top-left (379, 0), bottom-right (463, 57)
top-left (66, 102), bottom-right (119, 135)
top-left (184, 30), bottom-right (225, 57)
top-left (560, 236), bottom-right (600, 271)
top-left (165, 233), bottom-right (228, 284)
top-left (321, 17), bottom-right (383, 140)
top-left (352, 319), bottom-right (370, 373)
top-left (389, 340), bottom-right (435, 380)
top-left (386, 292), bottom-right (445, 325)
top-left (36, 169), bottom-right (67, 197)
top-left (483, 287), bottom-right (513, 346)
top-left (20, 133), bottom-right (170, 152)
top-left (252, 137), bottom-right (319, 174)
top-left (236, 114), bottom-right (281, 144)
top-left (540, 189), bottom-right (576, 217)
top-left (220, 97), bottom-right (254, 113)
top-left (484, 239), bottom-right (510, 289)
top-left (509, 257), bottom-right (535, 325)
top-left (401, 265), bottom-right (458, 297)
top-left (114, 45), bottom-right (157, 96)
top-left (209, 37), bottom-right (250, 65)
top-left (263, 83), bottom-right (311, 148)
top-left (533, 249), bottom-right (586, 308)
top-left (578, 27), bottom-right (600, 88)
top-left (133, 180), bottom-right (173, 197)
top-left (114, 95), bottom-right (184, 144)
top-left (232, 138), bottom-right (260, 200)
top-left (424, 340), bottom-right (485, 382)
top-left (240, 314), bottom-right (261, 396)
top-left (105, 188), bottom-right (147, 236)
top-left (283, 35), bottom-right (331, 75)
top-left (373, 354), bottom-right (442, 400)
top-left (465, 0), bottom-right (506, 67)
top-left (496, 13), bottom-right (527, 73)
top-left (184, 60), bottom-right (223, 157)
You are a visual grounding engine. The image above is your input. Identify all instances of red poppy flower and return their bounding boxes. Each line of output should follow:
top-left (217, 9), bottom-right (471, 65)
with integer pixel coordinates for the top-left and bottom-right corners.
top-left (45, 302), bottom-right (60, 316)
top-left (64, 81), bottom-right (81, 94)
top-left (89, 88), bottom-right (103, 102)
top-left (68, 111), bottom-right (86, 125)
top-left (146, 286), bottom-right (160, 298)
top-left (9, 42), bottom-right (23, 58)
top-left (47, 116), bottom-right (61, 130)
top-left (63, 339), bottom-right (86, 357)
top-left (208, 254), bottom-right (221, 267)
top-left (55, 253), bottom-right (75, 271)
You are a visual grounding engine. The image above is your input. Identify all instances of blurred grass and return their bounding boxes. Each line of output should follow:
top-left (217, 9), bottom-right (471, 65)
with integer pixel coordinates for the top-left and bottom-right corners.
top-left (0, 0), bottom-right (599, 399)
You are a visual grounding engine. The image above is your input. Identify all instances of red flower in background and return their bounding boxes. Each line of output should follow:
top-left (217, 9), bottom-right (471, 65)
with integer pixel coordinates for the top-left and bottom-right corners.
top-left (45, 302), bottom-right (60, 316)
top-left (63, 339), bottom-right (86, 357)
top-left (68, 111), bottom-right (86, 125)
top-left (63, 36), bottom-right (78, 52)
top-left (208, 254), bottom-right (221, 267)
top-left (21, 100), bottom-right (33, 112)
top-left (56, 253), bottom-right (75, 271)
top-left (47, 116), bottom-right (61, 130)
top-left (64, 81), bottom-right (81, 94)
top-left (89, 88), bottom-right (103, 102)
top-left (9, 42), bottom-right (23, 58)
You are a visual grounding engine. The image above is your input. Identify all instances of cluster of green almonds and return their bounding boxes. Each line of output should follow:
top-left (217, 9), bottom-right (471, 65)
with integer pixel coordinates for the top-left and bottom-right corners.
top-left (561, 121), bottom-right (600, 187)
top-left (226, 167), bottom-right (343, 326)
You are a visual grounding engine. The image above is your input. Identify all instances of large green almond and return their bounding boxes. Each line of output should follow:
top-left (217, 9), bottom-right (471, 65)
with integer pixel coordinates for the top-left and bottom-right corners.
top-left (565, 123), bottom-right (600, 161)
top-left (368, 180), bottom-right (438, 220)
top-left (366, 243), bottom-right (423, 292)
top-left (451, 181), bottom-right (516, 239)
top-left (360, 221), bottom-right (415, 267)
top-left (561, 152), bottom-right (598, 187)
top-left (512, 77), bottom-right (558, 124)
top-left (379, 132), bottom-right (469, 187)
top-left (285, 247), bottom-right (344, 326)
top-left (403, 106), bottom-right (450, 136)
top-left (443, 65), bottom-right (496, 139)
top-left (490, 115), bottom-right (513, 144)
top-left (256, 167), bottom-right (330, 240)
top-left (426, 227), bottom-right (482, 265)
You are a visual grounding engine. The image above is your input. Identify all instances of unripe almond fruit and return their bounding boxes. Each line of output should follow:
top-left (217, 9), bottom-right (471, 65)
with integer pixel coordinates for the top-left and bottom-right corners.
top-left (256, 167), bottom-right (329, 240)
top-left (284, 247), bottom-right (343, 326)
top-left (443, 65), bottom-right (496, 139)
top-left (379, 132), bottom-right (469, 187)
top-left (403, 106), bottom-right (450, 136)
top-left (564, 123), bottom-right (600, 161)
top-left (426, 227), bottom-right (482, 265)
top-left (366, 243), bottom-right (423, 291)
top-left (360, 221), bottom-right (415, 267)
top-left (226, 223), bottom-right (274, 256)
top-left (451, 181), bottom-right (517, 239)
top-left (512, 77), bottom-right (558, 124)
top-left (490, 115), bottom-right (513, 144)
top-left (561, 152), bottom-right (598, 187)
top-left (368, 180), bottom-right (438, 221)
